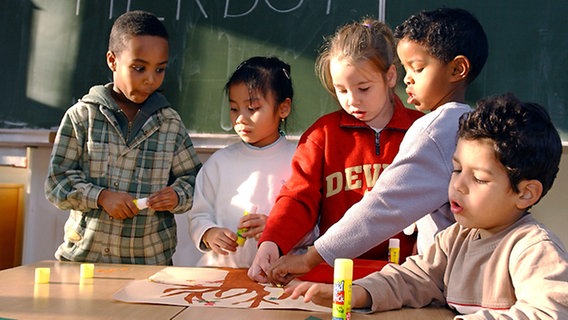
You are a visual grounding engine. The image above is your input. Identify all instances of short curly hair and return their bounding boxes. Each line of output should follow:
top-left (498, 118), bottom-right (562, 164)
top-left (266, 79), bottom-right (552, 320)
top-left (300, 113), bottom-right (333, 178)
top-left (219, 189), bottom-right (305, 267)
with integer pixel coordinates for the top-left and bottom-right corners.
top-left (458, 93), bottom-right (562, 202)
top-left (394, 8), bottom-right (488, 84)
top-left (108, 10), bottom-right (168, 54)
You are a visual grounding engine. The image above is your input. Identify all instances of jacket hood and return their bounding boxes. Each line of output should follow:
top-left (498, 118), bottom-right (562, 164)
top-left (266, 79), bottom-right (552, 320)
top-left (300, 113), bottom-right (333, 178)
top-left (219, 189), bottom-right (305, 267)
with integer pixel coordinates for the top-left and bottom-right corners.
top-left (81, 83), bottom-right (171, 114)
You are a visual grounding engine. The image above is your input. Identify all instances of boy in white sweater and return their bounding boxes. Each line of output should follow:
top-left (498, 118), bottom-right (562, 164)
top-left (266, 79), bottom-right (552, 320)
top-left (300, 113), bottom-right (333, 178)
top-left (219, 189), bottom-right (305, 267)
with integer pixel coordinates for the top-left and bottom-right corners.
top-left (289, 93), bottom-right (568, 319)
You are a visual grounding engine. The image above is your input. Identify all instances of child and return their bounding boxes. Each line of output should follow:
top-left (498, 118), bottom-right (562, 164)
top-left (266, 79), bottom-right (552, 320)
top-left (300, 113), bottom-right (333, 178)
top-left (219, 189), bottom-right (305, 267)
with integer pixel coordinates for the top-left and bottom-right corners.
top-left (248, 18), bottom-right (423, 282)
top-left (187, 56), bottom-right (297, 268)
top-left (289, 93), bottom-right (568, 319)
top-left (260, 8), bottom-right (489, 285)
top-left (45, 11), bottom-right (202, 265)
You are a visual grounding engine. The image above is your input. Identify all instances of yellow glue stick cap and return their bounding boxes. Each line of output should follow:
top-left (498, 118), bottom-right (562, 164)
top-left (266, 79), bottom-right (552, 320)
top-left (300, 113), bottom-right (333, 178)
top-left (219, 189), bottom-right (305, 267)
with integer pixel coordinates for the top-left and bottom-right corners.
top-left (333, 258), bottom-right (353, 280)
top-left (35, 267), bottom-right (51, 284)
top-left (80, 263), bottom-right (95, 278)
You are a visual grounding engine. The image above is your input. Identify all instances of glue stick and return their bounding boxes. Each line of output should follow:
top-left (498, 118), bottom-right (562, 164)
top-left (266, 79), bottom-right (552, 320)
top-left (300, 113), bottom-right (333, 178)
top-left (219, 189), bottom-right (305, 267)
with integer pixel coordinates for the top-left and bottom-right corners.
top-left (133, 197), bottom-right (148, 210)
top-left (236, 203), bottom-right (257, 246)
top-left (34, 267), bottom-right (51, 284)
top-left (388, 238), bottom-right (400, 264)
top-left (332, 258), bottom-right (353, 320)
top-left (80, 263), bottom-right (95, 279)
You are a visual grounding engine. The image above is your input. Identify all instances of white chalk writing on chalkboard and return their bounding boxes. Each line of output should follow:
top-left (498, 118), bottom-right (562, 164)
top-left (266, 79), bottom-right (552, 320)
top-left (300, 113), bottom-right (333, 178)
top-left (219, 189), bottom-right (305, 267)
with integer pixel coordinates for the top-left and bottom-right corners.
top-left (74, 0), bottom-right (340, 20)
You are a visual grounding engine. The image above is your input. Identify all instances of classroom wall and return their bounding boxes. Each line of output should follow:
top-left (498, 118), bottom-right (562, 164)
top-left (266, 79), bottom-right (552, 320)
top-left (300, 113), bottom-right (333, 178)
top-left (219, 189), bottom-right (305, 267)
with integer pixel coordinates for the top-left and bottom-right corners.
top-left (530, 147), bottom-right (568, 242)
top-left (1, 138), bottom-right (567, 266)
top-left (2, 1), bottom-right (567, 139)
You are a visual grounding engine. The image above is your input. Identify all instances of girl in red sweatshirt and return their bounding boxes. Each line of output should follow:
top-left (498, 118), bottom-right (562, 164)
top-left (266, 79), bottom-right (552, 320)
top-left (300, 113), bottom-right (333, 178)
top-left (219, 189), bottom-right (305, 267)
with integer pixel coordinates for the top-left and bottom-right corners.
top-left (249, 18), bottom-right (423, 283)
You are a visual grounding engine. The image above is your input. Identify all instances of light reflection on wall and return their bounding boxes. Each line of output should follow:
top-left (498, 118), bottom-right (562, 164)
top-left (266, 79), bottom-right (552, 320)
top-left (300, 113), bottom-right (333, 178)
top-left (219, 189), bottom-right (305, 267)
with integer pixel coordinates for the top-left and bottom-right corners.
top-left (26, 1), bottom-right (81, 108)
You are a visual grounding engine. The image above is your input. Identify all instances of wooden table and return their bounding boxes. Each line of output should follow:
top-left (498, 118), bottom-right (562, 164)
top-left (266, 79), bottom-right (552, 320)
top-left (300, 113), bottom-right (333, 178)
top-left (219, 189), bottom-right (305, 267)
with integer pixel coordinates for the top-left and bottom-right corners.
top-left (175, 305), bottom-right (457, 320)
top-left (0, 261), bottom-right (456, 320)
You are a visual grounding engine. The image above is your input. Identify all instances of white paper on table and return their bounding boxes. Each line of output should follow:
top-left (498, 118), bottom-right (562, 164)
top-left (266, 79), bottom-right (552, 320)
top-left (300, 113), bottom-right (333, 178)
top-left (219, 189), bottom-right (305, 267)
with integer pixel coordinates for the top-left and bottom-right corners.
top-left (113, 267), bottom-right (331, 312)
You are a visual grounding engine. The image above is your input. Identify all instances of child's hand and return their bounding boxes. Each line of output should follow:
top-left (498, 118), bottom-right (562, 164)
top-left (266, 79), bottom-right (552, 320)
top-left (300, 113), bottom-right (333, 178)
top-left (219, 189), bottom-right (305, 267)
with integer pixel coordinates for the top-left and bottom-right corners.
top-left (148, 187), bottom-right (179, 211)
top-left (287, 281), bottom-right (371, 310)
top-left (98, 190), bottom-right (138, 220)
top-left (285, 281), bottom-right (333, 307)
top-left (202, 227), bottom-right (238, 255)
top-left (248, 241), bottom-right (280, 283)
top-left (239, 213), bottom-right (267, 240)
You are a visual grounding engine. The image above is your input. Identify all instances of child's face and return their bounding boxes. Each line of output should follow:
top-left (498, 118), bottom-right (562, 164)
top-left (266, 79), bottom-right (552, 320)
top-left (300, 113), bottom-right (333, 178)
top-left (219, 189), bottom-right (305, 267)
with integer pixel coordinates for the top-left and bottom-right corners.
top-left (449, 138), bottom-right (525, 237)
top-left (396, 38), bottom-right (456, 112)
top-left (107, 35), bottom-right (168, 104)
top-left (228, 82), bottom-right (289, 148)
top-left (329, 58), bottom-right (396, 129)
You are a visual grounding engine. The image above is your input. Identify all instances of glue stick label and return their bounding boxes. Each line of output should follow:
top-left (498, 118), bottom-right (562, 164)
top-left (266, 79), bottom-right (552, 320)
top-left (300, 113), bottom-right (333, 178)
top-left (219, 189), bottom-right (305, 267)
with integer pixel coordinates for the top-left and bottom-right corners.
top-left (388, 238), bottom-right (400, 264)
top-left (332, 258), bottom-right (352, 320)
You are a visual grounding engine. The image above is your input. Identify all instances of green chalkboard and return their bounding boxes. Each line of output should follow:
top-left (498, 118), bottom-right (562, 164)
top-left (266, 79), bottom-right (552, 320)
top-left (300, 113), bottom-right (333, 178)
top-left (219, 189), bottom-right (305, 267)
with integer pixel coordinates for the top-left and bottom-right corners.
top-left (2, 1), bottom-right (567, 139)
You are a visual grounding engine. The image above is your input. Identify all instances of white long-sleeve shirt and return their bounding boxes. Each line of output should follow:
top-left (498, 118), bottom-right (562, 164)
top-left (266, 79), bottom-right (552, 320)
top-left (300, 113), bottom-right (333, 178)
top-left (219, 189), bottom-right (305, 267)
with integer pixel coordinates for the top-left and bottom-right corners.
top-left (188, 136), bottom-right (296, 268)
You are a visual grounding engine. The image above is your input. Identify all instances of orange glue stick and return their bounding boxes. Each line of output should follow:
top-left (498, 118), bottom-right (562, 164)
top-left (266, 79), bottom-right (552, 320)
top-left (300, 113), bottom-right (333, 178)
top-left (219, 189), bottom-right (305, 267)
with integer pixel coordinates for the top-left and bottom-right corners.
top-left (236, 203), bottom-right (257, 246)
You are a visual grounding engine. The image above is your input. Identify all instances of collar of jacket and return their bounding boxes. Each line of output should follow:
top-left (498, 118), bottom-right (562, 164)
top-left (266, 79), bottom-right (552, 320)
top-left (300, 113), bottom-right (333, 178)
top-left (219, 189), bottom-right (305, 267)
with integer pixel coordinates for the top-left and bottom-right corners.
top-left (338, 95), bottom-right (420, 132)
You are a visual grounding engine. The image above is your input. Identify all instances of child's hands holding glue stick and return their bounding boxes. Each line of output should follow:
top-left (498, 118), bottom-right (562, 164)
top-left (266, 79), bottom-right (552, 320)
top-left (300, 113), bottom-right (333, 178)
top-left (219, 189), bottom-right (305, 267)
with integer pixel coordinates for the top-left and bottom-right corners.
top-left (99, 190), bottom-right (138, 220)
top-left (132, 187), bottom-right (179, 211)
top-left (200, 203), bottom-right (265, 255)
top-left (147, 186), bottom-right (179, 211)
top-left (202, 227), bottom-right (239, 255)
top-left (237, 204), bottom-right (267, 242)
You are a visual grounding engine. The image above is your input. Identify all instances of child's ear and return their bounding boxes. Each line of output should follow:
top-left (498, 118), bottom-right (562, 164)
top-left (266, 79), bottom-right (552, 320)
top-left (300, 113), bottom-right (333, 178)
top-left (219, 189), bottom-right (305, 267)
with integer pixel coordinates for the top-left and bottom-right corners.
top-left (450, 55), bottom-right (471, 82)
top-left (278, 98), bottom-right (292, 119)
top-left (516, 180), bottom-right (543, 209)
top-left (106, 51), bottom-right (117, 72)
top-left (386, 64), bottom-right (397, 88)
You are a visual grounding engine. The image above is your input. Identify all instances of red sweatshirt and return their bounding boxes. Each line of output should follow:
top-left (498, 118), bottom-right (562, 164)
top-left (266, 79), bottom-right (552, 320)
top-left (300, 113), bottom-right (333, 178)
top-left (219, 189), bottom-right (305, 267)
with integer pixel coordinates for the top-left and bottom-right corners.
top-left (260, 97), bottom-right (423, 261)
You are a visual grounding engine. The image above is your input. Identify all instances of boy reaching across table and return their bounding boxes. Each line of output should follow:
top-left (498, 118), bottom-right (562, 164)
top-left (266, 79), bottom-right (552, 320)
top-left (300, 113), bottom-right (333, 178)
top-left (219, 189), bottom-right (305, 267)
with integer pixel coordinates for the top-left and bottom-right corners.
top-left (289, 93), bottom-right (568, 319)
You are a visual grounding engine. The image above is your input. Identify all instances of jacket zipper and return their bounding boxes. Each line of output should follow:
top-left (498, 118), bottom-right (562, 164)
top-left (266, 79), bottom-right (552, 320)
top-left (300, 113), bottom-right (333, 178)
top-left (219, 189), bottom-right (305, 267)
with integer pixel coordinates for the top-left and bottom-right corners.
top-left (375, 130), bottom-right (381, 155)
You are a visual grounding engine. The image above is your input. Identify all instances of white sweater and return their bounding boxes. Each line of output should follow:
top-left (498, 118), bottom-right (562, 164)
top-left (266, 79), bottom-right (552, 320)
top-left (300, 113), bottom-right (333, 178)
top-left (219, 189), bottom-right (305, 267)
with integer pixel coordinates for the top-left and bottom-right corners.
top-left (188, 137), bottom-right (296, 268)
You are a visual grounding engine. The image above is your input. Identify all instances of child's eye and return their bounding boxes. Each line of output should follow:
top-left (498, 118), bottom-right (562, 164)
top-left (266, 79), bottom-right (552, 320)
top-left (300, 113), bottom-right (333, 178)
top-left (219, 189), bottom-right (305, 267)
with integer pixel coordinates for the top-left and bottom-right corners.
top-left (414, 67), bottom-right (424, 73)
top-left (451, 169), bottom-right (461, 175)
top-left (132, 65), bottom-right (145, 72)
top-left (248, 105), bottom-right (260, 112)
top-left (228, 103), bottom-right (239, 111)
top-left (156, 67), bottom-right (166, 73)
top-left (359, 87), bottom-right (370, 92)
top-left (473, 176), bottom-right (488, 184)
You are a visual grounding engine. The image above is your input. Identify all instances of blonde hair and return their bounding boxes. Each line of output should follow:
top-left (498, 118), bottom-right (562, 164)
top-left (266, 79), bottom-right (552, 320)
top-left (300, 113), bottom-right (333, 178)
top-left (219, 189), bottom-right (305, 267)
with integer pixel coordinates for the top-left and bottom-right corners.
top-left (315, 18), bottom-right (397, 97)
